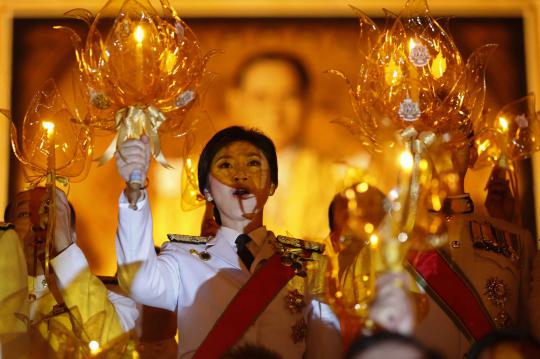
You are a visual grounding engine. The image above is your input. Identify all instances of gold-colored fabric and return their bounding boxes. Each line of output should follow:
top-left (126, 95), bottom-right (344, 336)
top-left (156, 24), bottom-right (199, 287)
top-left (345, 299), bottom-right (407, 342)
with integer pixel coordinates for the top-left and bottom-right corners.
top-left (1, 241), bottom-right (131, 357)
top-left (0, 229), bottom-right (28, 337)
top-left (98, 105), bottom-right (170, 168)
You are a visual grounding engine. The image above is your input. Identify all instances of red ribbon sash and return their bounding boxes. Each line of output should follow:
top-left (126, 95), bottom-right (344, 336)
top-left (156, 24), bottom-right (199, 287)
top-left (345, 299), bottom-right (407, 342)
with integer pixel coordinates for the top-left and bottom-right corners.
top-left (193, 253), bottom-right (296, 359)
top-left (407, 250), bottom-right (494, 341)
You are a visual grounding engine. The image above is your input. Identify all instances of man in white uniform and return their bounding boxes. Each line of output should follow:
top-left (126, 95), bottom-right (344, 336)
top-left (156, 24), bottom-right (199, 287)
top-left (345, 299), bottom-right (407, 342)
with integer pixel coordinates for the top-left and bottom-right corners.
top-left (411, 138), bottom-right (536, 359)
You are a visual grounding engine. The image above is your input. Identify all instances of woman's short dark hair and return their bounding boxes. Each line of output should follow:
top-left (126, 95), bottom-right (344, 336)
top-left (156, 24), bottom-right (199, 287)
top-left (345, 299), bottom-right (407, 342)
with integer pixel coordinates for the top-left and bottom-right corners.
top-left (197, 126), bottom-right (278, 195)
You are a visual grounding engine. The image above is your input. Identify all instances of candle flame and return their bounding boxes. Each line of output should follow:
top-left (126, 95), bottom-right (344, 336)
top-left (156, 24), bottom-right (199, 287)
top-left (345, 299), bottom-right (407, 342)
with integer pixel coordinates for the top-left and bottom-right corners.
top-left (364, 222), bottom-right (374, 234)
top-left (370, 234), bottom-right (379, 248)
top-left (409, 38), bottom-right (417, 52)
top-left (400, 150), bottom-right (414, 171)
top-left (431, 194), bottom-right (442, 211)
top-left (430, 51), bottom-right (447, 79)
top-left (498, 116), bottom-right (509, 132)
top-left (134, 25), bottom-right (145, 44)
top-left (88, 340), bottom-right (100, 354)
top-left (384, 59), bottom-right (402, 86)
top-left (42, 121), bottom-right (55, 136)
top-left (356, 182), bottom-right (369, 193)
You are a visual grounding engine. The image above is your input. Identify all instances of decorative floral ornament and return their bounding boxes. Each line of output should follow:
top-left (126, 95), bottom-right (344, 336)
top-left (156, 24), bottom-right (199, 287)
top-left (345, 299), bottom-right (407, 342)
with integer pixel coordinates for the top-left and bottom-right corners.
top-left (409, 42), bottom-right (431, 67)
top-left (398, 98), bottom-right (421, 121)
top-left (330, 0), bottom-right (496, 153)
top-left (56, 0), bottom-right (214, 163)
top-left (514, 114), bottom-right (529, 129)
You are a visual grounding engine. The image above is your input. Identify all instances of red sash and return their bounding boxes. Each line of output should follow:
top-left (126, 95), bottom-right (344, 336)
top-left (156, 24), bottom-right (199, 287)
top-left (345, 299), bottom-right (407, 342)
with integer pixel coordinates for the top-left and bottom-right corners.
top-left (193, 253), bottom-right (296, 359)
top-left (407, 250), bottom-right (494, 341)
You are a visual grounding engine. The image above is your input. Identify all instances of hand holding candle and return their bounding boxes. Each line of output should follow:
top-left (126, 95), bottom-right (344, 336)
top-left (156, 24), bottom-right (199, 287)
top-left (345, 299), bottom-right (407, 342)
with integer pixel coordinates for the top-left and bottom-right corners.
top-left (115, 136), bottom-right (151, 209)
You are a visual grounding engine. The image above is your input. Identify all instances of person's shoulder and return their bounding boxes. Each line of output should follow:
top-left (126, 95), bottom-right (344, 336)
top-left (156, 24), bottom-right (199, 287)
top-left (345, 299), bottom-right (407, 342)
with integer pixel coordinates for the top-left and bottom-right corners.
top-left (0, 222), bottom-right (16, 240)
top-left (161, 234), bottom-right (211, 254)
top-left (274, 234), bottom-right (325, 254)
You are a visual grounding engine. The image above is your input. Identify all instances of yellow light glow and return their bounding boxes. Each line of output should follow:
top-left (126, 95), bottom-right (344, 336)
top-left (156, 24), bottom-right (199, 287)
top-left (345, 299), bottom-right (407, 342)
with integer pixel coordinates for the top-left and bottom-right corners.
top-left (397, 232), bottom-right (408, 243)
top-left (498, 116), bottom-right (509, 132)
top-left (364, 222), bottom-right (374, 234)
top-left (345, 188), bottom-right (356, 200)
top-left (477, 139), bottom-right (491, 153)
top-left (409, 38), bottom-right (417, 52)
top-left (370, 234), bottom-right (379, 248)
top-left (42, 121), bottom-right (55, 137)
top-left (431, 195), bottom-right (442, 212)
top-left (419, 159), bottom-right (429, 171)
top-left (335, 291), bottom-right (343, 298)
top-left (362, 275), bottom-right (369, 282)
top-left (356, 182), bottom-right (369, 193)
top-left (384, 59), bottom-right (402, 86)
top-left (430, 51), bottom-right (447, 79)
top-left (134, 25), bottom-right (145, 44)
top-left (400, 151), bottom-right (414, 171)
top-left (88, 340), bottom-right (100, 354)
top-left (161, 49), bottom-right (177, 73)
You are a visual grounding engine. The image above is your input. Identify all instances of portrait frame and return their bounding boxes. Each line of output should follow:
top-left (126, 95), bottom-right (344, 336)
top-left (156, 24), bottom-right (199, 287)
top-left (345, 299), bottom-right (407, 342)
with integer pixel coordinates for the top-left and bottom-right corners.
top-left (1, 0), bottom-right (540, 240)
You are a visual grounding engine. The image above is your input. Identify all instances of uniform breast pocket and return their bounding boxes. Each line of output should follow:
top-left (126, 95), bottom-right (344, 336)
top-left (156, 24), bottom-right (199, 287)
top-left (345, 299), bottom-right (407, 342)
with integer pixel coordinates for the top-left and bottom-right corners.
top-left (473, 249), bottom-right (519, 277)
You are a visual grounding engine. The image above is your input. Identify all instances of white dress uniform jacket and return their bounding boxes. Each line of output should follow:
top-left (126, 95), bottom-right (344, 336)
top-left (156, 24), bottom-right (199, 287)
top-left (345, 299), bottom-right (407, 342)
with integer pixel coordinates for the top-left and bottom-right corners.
top-left (115, 192), bottom-right (341, 359)
top-left (0, 229), bottom-right (139, 358)
top-left (414, 195), bottom-right (535, 359)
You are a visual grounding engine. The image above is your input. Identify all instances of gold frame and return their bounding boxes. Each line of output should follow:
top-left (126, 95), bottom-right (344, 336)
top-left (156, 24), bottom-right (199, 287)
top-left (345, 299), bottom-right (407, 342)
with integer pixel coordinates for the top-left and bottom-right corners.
top-left (1, 0), bottom-right (540, 238)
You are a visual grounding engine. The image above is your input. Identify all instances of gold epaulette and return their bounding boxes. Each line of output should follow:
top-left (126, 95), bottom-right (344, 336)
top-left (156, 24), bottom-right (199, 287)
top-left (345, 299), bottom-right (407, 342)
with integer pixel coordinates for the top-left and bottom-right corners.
top-left (0, 222), bottom-right (15, 231)
top-left (167, 234), bottom-right (209, 245)
top-left (276, 235), bottom-right (325, 254)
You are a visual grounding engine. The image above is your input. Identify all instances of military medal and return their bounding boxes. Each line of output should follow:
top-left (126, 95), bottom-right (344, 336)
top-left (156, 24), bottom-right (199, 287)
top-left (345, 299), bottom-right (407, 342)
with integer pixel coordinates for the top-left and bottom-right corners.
top-left (291, 318), bottom-right (307, 343)
top-left (484, 277), bottom-right (509, 308)
top-left (284, 289), bottom-right (306, 314)
top-left (484, 277), bottom-right (513, 329)
top-left (469, 221), bottom-right (520, 262)
top-left (198, 251), bottom-right (211, 261)
top-left (189, 248), bottom-right (211, 261)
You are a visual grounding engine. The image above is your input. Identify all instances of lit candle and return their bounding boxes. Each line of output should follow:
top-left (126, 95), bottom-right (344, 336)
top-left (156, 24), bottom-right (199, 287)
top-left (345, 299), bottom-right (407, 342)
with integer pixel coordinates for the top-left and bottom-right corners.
top-left (41, 120), bottom-right (56, 280)
top-left (133, 25), bottom-right (145, 91)
top-left (408, 39), bottom-right (419, 101)
top-left (369, 233), bottom-right (378, 298)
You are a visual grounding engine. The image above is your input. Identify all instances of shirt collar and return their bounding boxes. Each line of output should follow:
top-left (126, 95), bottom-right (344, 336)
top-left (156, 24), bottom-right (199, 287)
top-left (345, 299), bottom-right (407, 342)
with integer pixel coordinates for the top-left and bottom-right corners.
top-left (443, 193), bottom-right (474, 215)
top-left (217, 225), bottom-right (268, 249)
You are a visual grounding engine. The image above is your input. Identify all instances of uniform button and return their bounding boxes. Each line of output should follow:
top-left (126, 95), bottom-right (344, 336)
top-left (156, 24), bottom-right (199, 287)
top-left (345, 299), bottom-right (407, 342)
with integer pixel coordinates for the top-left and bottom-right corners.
top-left (451, 240), bottom-right (460, 249)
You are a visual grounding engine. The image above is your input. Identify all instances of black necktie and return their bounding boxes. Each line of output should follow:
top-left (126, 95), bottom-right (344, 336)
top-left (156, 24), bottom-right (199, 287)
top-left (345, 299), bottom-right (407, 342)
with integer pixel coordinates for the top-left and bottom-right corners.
top-left (235, 234), bottom-right (255, 270)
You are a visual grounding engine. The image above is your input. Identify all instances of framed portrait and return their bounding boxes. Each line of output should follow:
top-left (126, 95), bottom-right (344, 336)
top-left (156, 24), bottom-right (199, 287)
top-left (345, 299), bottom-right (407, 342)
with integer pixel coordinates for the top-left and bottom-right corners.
top-left (2, 1), bottom-right (539, 273)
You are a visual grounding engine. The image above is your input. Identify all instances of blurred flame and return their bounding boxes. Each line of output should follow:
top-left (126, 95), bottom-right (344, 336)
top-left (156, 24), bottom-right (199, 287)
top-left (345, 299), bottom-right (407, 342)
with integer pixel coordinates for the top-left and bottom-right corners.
top-left (400, 150), bottom-right (414, 170)
top-left (364, 222), bottom-right (374, 234)
top-left (431, 51), bottom-right (447, 79)
top-left (134, 25), bottom-right (145, 44)
top-left (409, 38), bottom-right (417, 52)
top-left (498, 116), bottom-right (509, 132)
top-left (369, 234), bottom-right (379, 248)
top-left (431, 194), bottom-right (442, 211)
top-left (477, 139), bottom-right (491, 153)
top-left (89, 340), bottom-right (100, 354)
top-left (385, 59), bottom-right (402, 86)
top-left (42, 121), bottom-right (55, 137)
top-left (356, 182), bottom-right (369, 193)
